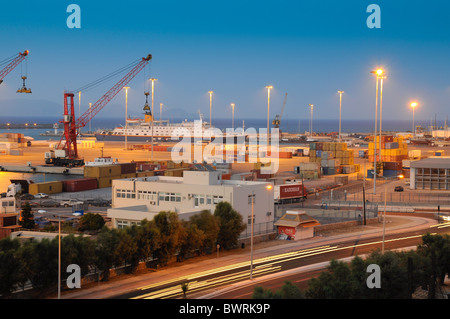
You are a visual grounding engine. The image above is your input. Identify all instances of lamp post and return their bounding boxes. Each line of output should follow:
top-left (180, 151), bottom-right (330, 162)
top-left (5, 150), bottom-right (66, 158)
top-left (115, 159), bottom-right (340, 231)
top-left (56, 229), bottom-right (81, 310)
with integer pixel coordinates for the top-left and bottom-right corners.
top-left (160, 103), bottom-right (163, 121)
top-left (78, 91), bottom-right (81, 135)
top-left (371, 68), bottom-right (384, 195)
top-left (231, 103), bottom-right (235, 130)
top-left (123, 86), bottom-right (130, 150)
top-left (266, 86), bottom-right (273, 139)
top-left (338, 91), bottom-right (344, 142)
top-left (309, 104), bottom-right (314, 137)
top-left (208, 91), bottom-right (213, 128)
top-left (149, 78), bottom-right (157, 160)
top-left (238, 184), bottom-right (273, 280)
top-left (410, 102), bottom-right (418, 137)
top-left (378, 75), bottom-right (386, 168)
top-left (381, 174), bottom-right (403, 253)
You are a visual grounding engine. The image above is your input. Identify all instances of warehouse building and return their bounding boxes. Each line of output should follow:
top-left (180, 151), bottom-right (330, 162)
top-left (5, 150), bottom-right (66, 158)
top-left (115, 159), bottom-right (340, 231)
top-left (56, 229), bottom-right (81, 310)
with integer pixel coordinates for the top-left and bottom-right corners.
top-left (409, 158), bottom-right (450, 190)
top-left (107, 170), bottom-right (274, 235)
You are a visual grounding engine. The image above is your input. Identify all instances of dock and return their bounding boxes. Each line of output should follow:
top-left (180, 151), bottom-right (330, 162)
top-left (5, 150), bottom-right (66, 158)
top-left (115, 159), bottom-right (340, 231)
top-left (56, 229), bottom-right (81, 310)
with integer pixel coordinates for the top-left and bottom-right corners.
top-left (0, 164), bottom-right (84, 175)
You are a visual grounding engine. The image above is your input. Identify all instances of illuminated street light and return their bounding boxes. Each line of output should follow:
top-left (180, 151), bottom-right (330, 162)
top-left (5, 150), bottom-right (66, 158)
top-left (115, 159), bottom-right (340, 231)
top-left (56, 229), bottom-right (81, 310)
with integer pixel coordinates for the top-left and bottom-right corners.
top-left (338, 91), bottom-right (344, 142)
top-left (160, 103), bottom-right (164, 121)
top-left (370, 68), bottom-right (386, 195)
top-left (410, 102), bottom-right (418, 137)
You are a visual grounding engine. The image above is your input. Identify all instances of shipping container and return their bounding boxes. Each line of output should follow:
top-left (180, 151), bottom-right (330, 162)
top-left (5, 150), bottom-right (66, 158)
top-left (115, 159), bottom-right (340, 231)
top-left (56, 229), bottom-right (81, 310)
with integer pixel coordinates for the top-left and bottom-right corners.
top-left (29, 181), bottom-right (63, 195)
top-left (97, 176), bottom-right (120, 188)
top-left (84, 165), bottom-right (121, 178)
top-left (118, 163), bottom-right (136, 174)
top-left (274, 183), bottom-right (307, 203)
top-left (62, 178), bottom-right (98, 192)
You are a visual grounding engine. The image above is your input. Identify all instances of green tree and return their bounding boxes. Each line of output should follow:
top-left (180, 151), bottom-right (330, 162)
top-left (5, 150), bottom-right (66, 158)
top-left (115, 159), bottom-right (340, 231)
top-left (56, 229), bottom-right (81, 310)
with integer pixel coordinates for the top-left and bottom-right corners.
top-left (77, 213), bottom-right (105, 232)
top-left (253, 281), bottom-right (304, 299)
top-left (152, 211), bottom-right (183, 266)
top-left (29, 238), bottom-right (59, 294)
top-left (214, 202), bottom-right (246, 250)
top-left (19, 202), bottom-right (35, 229)
top-left (417, 233), bottom-right (450, 298)
top-left (189, 210), bottom-right (219, 254)
top-left (0, 238), bottom-right (21, 297)
top-left (178, 221), bottom-right (205, 261)
top-left (94, 227), bottom-right (121, 281)
top-left (61, 234), bottom-right (96, 279)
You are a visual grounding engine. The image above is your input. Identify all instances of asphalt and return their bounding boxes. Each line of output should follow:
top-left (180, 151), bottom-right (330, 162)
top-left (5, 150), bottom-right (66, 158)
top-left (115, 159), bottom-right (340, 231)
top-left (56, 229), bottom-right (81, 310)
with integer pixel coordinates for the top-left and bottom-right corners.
top-left (58, 214), bottom-right (440, 299)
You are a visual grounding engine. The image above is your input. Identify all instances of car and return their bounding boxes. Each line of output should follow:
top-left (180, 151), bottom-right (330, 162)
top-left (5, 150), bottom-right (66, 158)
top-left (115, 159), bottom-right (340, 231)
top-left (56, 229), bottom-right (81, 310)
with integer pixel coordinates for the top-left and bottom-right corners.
top-left (20, 193), bottom-right (35, 200)
top-left (59, 199), bottom-right (84, 207)
top-left (34, 193), bottom-right (49, 199)
top-left (85, 199), bottom-right (111, 207)
top-left (40, 200), bottom-right (60, 207)
top-left (394, 186), bottom-right (404, 192)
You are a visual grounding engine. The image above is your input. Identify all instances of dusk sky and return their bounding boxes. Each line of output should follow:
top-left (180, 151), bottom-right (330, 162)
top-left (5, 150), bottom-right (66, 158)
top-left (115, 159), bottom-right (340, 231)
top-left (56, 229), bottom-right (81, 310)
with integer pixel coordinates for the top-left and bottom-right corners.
top-left (0, 0), bottom-right (449, 124)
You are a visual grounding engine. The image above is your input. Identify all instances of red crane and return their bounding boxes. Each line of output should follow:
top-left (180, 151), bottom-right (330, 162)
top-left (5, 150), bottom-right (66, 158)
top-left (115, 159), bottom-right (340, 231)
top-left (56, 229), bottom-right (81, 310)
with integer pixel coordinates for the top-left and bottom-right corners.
top-left (0, 50), bottom-right (29, 86)
top-left (52, 54), bottom-right (152, 166)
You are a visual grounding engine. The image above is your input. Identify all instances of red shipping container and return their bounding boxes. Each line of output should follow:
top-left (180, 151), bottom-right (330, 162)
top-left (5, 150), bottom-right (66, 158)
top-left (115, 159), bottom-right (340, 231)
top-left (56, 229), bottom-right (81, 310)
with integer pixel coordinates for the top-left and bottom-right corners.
top-left (63, 178), bottom-right (98, 192)
top-left (119, 163), bottom-right (137, 174)
top-left (279, 184), bottom-right (304, 199)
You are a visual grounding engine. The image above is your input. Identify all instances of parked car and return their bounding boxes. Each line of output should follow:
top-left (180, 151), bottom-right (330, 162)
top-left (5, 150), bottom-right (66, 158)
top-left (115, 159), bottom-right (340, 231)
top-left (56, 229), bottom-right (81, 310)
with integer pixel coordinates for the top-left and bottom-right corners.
top-left (40, 200), bottom-right (60, 207)
top-left (394, 186), bottom-right (404, 192)
top-left (60, 199), bottom-right (84, 207)
top-left (85, 199), bottom-right (111, 207)
top-left (20, 193), bottom-right (35, 200)
top-left (34, 193), bottom-right (49, 199)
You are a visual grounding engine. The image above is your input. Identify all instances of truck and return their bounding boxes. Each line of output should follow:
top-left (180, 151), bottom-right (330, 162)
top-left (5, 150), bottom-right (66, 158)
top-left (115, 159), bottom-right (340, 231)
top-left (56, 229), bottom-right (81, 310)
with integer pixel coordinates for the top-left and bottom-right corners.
top-left (6, 183), bottom-right (22, 197)
top-left (274, 182), bottom-right (307, 204)
top-left (45, 149), bottom-right (84, 167)
top-left (60, 199), bottom-right (84, 207)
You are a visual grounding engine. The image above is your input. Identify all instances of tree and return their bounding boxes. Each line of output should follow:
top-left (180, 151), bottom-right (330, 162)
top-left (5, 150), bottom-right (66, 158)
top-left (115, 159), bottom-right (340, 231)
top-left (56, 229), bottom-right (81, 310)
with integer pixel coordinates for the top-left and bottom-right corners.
top-left (189, 210), bottom-right (219, 254)
top-left (19, 202), bottom-right (35, 229)
top-left (0, 238), bottom-right (21, 297)
top-left (77, 213), bottom-right (105, 232)
top-left (94, 227), bottom-right (121, 281)
top-left (253, 281), bottom-right (304, 299)
top-left (152, 211), bottom-right (183, 266)
top-left (214, 202), bottom-right (246, 250)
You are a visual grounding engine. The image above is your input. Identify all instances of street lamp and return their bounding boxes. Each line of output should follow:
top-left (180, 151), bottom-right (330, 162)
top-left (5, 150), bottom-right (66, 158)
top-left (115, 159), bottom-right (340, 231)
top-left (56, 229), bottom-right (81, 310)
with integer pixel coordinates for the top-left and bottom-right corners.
top-left (160, 103), bottom-right (164, 121)
top-left (309, 104), bottom-right (314, 137)
top-left (149, 78), bottom-right (157, 160)
top-left (88, 102), bottom-right (92, 133)
top-left (238, 183), bottom-right (273, 280)
top-left (78, 91), bottom-right (81, 135)
top-left (208, 91), bottom-right (213, 128)
top-left (371, 68), bottom-right (385, 195)
top-left (338, 91), bottom-right (344, 142)
top-left (231, 103), bottom-right (235, 130)
top-left (266, 86), bottom-right (273, 139)
top-left (381, 174), bottom-right (403, 253)
top-left (123, 86), bottom-right (130, 150)
top-left (410, 102), bottom-right (418, 137)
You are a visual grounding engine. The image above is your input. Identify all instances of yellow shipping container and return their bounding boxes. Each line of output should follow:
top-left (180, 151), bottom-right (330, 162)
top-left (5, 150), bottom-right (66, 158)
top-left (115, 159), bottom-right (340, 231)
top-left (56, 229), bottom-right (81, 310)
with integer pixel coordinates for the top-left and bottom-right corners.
top-left (84, 165), bottom-right (122, 178)
top-left (120, 173), bottom-right (137, 179)
top-left (29, 181), bottom-right (63, 195)
top-left (97, 176), bottom-right (120, 188)
top-left (136, 171), bottom-right (155, 177)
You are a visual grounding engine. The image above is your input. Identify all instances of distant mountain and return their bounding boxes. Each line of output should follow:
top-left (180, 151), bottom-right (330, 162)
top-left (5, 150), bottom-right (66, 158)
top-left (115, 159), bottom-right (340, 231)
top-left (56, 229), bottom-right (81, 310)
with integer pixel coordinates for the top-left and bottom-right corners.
top-left (0, 98), bottom-right (62, 117)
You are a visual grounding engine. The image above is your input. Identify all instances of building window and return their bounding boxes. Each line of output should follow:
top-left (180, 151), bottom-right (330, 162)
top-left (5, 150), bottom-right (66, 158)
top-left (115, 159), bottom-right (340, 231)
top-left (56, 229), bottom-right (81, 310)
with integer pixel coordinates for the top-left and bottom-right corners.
top-left (159, 192), bottom-right (181, 202)
top-left (213, 195), bottom-right (223, 204)
top-left (116, 189), bottom-right (135, 199)
top-left (117, 220), bottom-right (129, 229)
top-left (248, 194), bottom-right (255, 205)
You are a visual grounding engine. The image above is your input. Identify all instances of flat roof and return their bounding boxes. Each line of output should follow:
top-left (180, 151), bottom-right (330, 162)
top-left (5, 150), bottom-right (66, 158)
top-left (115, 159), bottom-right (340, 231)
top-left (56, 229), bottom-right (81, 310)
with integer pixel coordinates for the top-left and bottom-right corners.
top-left (410, 157), bottom-right (450, 169)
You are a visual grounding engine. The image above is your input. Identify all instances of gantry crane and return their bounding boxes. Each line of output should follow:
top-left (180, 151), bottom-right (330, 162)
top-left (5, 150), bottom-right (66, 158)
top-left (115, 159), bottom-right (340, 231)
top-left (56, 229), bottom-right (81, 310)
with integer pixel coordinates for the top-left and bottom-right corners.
top-left (272, 92), bottom-right (288, 129)
top-left (0, 50), bottom-right (31, 92)
top-left (45, 54), bottom-right (152, 167)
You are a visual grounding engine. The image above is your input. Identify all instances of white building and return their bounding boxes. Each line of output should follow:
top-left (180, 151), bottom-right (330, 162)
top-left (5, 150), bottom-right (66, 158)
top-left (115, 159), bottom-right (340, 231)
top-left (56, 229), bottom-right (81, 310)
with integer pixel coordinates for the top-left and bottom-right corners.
top-left (108, 170), bottom-right (275, 235)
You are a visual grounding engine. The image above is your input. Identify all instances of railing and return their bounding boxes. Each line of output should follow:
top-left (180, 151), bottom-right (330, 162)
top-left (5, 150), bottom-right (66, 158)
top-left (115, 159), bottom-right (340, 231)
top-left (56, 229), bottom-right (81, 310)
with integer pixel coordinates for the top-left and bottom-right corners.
top-left (239, 221), bottom-right (276, 239)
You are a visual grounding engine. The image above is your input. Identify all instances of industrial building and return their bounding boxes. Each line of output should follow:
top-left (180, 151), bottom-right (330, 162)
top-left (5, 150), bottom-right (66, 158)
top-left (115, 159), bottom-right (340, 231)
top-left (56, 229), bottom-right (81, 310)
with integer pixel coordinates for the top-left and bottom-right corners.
top-left (409, 157), bottom-right (450, 190)
top-left (108, 170), bottom-right (275, 235)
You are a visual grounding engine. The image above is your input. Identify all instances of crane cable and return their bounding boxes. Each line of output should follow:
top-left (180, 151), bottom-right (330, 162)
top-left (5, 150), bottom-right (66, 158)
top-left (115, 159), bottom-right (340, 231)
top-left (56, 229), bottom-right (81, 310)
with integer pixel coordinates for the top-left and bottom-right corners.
top-left (72, 58), bottom-right (143, 94)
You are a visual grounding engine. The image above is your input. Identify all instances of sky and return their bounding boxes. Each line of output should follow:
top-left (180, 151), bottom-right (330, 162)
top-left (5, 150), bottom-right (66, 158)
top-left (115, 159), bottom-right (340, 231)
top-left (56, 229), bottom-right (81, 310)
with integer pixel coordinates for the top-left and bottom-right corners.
top-left (0, 0), bottom-right (449, 124)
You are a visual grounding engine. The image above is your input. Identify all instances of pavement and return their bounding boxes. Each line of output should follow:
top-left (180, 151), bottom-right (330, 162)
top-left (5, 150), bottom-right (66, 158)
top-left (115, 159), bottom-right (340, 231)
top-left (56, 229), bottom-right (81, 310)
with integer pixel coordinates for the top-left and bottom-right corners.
top-left (58, 213), bottom-right (440, 299)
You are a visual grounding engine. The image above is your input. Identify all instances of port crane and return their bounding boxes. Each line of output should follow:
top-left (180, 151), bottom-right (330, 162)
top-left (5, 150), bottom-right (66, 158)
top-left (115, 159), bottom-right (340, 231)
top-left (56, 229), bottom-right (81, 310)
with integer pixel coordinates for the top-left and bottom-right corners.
top-left (45, 54), bottom-right (152, 167)
top-left (272, 92), bottom-right (288, 129)
top-left (0, 50), bottom-right (31, 92)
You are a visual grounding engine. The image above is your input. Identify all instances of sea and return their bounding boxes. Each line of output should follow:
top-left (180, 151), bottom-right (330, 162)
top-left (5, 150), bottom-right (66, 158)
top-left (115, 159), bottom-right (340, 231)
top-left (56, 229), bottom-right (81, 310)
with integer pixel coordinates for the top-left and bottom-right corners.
top-left (0, 115), bottom-right (434, 141)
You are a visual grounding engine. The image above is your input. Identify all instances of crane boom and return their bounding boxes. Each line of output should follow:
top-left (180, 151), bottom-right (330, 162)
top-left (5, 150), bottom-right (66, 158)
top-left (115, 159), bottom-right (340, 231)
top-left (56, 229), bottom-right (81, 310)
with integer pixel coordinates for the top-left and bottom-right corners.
top-left (0, 50), bottom-right (29, 85)
top-left (272, 92), bottom-right (287, 128)
top-left (56, 54), bottom-right (152, 162)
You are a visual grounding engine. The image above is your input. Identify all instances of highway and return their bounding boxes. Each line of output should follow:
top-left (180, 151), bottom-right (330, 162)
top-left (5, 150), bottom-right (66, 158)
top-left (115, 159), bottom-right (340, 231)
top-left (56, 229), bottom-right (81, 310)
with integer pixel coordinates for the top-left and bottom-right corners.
top-left (108, 219), bottom-right (450, 300)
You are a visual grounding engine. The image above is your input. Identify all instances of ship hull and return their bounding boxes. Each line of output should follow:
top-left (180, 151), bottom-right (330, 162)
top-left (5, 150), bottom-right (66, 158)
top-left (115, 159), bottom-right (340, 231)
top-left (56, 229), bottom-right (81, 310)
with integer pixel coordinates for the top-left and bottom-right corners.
top-left (95, 133), bottom-right (247, 143)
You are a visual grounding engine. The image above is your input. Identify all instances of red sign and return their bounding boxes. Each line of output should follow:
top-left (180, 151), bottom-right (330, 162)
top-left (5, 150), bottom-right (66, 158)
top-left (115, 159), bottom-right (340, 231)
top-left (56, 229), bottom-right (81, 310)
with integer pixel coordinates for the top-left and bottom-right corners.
top-left (279, 184), bottom-right (303, 199)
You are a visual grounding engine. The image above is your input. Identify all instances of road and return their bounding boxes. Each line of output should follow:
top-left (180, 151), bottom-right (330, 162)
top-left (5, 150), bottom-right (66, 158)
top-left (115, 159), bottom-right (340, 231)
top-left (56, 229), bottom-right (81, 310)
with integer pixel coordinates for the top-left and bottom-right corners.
top-left (103, 217), bottom-right (449, 300)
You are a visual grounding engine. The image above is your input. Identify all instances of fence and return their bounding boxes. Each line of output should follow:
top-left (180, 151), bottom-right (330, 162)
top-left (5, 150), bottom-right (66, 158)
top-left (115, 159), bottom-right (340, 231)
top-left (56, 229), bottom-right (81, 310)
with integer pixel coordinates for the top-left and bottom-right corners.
top-left (239, 221), bottom-right (276, 239)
